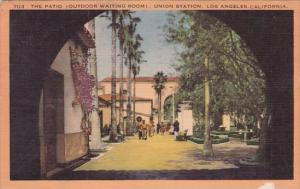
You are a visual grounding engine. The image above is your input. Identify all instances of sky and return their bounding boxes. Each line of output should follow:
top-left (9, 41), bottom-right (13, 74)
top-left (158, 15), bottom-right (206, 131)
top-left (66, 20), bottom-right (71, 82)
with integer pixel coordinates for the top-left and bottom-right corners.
top-left (95, 11), bottom-right (180, 80)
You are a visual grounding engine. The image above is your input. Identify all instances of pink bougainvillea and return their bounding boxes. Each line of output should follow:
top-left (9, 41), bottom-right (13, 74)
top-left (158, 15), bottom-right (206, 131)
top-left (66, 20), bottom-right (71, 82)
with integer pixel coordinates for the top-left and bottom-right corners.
top-left (70, 47), bottom-right (95, 113)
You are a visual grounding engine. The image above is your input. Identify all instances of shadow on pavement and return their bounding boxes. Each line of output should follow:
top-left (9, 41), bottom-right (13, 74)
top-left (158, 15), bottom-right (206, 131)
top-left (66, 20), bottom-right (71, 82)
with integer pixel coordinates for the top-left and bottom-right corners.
top-left (50, 167), bottom-right (272, 180)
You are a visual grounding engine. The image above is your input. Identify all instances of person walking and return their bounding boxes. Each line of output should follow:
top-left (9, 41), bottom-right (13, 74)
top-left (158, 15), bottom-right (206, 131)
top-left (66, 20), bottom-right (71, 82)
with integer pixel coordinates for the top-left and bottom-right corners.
top-left (141, 120), bottom-right (147, 140)
top-left (147, 123), bottom-right (152, 137)
top-left (173, 120), bottom-right (180, 140)
top-left (160, 123), bottom-right (166, 135)
top-left (148, 122), bottom-right (155, 137)
top-left (151, 122), bottom-right (155, 137)
top-left (156, 123), bottom-right (161, 134)
top-left (137, 121), bottom-right (143, 140)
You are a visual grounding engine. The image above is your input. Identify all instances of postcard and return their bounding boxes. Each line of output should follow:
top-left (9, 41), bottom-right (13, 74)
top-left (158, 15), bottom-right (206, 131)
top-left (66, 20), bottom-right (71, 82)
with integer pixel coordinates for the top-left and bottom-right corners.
top-left (0, 0), bottom-right (299, 189)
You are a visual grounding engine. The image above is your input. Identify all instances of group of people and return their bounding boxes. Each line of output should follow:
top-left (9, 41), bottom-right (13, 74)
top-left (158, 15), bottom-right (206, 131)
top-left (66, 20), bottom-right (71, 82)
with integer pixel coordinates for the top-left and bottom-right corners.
top-left (136, 120), bottom-right (155, 140)
top-left (136, 119), bottom-right (181, 140)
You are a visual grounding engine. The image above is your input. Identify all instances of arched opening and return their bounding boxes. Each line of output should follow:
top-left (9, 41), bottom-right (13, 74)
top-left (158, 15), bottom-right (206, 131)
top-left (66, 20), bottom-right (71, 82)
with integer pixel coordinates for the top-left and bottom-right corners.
top-left (10, 10), bottom-right (293, 180)
top-left (10, 10), bottom-right (104, 179)
top-left (211, 11), bottom-right (293, 179)
top-left (163, 94), bottom-right (175, 122)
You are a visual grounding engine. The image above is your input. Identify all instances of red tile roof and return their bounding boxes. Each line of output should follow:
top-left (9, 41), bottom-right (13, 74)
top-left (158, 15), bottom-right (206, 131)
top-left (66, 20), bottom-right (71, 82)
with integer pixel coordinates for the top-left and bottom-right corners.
top-left (99, 93), bottom-right (152, 102)
top-left (100, 76), bottom-right (179, 83)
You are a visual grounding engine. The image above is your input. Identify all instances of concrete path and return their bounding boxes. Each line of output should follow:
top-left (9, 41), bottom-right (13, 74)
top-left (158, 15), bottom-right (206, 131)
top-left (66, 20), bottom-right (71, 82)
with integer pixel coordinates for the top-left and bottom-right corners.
top-left (53, 134), bottom-right (264, 179)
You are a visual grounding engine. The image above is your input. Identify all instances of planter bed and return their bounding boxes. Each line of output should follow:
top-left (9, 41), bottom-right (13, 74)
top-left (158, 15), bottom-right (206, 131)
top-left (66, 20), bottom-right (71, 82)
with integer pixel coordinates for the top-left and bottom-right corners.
top-left (228, 132), bottom-right (243, 139)
top-left (211, 131), bottom-right (231, 135)
top-left (247, 138), bottom-right (259, 145)
top-left (188, 137), bottom-right (229, 144)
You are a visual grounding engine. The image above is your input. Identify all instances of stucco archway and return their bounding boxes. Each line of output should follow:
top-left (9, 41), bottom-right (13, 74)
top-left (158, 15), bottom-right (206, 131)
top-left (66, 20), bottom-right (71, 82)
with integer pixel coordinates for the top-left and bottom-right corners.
top-left (10, 10), bottom-right (104, 179)
top-left (163, 94), bottom-right (176, 122)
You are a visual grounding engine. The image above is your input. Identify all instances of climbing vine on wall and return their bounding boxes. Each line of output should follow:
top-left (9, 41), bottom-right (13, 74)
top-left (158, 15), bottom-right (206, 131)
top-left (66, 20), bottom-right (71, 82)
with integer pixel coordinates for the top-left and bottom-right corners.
top-left (69, 47), bottom-right (95, 114)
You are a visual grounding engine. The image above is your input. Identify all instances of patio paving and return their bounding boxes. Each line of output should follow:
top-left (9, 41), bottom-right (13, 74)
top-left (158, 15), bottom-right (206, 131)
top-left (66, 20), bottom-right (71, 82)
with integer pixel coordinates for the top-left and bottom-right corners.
top-left (52, 134), bottom-right (266, 180)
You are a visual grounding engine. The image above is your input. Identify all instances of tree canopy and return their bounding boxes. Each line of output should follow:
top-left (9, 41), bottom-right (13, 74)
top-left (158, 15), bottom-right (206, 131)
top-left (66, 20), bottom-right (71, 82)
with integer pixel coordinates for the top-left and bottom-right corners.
top-left (164, 11), bottom-right (266, 129)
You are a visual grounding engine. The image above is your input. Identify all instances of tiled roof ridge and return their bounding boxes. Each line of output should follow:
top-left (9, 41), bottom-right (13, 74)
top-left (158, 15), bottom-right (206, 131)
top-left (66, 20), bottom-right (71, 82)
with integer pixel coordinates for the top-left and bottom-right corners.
top-left (100, 76), bottom-right (180, 82)
top-left (99, 93), bottom-right (152, 101)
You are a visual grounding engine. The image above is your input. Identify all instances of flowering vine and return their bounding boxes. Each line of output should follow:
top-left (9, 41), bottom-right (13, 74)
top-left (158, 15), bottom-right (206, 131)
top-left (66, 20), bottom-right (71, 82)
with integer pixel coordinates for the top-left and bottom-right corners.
top-left (69, 47), bottom-right (95, 113)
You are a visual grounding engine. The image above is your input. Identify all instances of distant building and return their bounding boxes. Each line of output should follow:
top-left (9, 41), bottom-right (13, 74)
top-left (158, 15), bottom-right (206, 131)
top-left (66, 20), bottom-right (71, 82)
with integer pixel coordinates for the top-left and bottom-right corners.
top-left (98, 76), bottom-right (179, 124)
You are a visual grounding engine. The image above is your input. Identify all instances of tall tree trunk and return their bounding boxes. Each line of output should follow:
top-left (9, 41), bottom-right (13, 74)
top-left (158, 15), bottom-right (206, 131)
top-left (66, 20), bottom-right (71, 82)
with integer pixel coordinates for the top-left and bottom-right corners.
top-left (119, 42), bottom-right (124, 137)
top-left (203, 56), bottom-right (214, 157)
top-left (87, 35), bottom-right (103, 151)
top-left (158, 92), bottom-right (161, 124)
top-left (110, 11), bottom-right (118, 142)
top-left (126, 57), bottom-right (132, 135)
top-left (253, 77), bottom-right (272, 165)
top-left (133, 73), bottom-right (136, 129)
top-left (172, 93), bottom-right (175, 123)
top-left (256, 101), bottom-right (271, 163)
top-left (86, 19), bottom-right (103, 151)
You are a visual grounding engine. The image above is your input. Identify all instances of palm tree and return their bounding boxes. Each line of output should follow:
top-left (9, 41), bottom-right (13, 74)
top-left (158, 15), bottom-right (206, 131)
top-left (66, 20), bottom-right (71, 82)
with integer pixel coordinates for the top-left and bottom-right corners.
top-left (153, 72), bottom-right (168, 125)
top-left (132, 50), bottom-right (145, 128)
top-left (110, 11), bottom-right (118, 142)
top-left (124, 15), bottom-right (141, 135)
top-left (132, 62), bottom-right (140, 128)
top-left (116, 11), bottom-right (132, 138)
top-left (104, 10), bottom-right (135, 141)
top-left (101, 10), bottom-right (118, 142)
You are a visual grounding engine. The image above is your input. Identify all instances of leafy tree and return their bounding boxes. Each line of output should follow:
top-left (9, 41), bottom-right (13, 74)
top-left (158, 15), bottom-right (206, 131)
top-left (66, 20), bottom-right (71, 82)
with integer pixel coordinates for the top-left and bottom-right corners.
top-left (163, 95), bottom-right (173, 121)
top-left (165, 12), bottom-right (266, 159)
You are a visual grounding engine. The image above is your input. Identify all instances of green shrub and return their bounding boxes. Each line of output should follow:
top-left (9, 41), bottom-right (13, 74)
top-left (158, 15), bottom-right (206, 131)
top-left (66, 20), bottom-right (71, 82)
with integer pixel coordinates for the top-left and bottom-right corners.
top-left (213, 137), bottom-right (229, 144)
top-left (176, 135), bottom-right (186, 141)
top-left (247, 138), bottom-right (259, 145)
top-left (211, 130), bottom-right (231, 135)
top-left (193, 124), bottom-right (205, 138)
top-left (230, 126), bottom-right (237, 132)
top-left (211, 135), bottom-right (220, 139)
top-left (176, 131), bottom-right (188, 141)
top-left (193, 130), bottom-right (204, 138)
top-left (188, 137), bottom-right (204, 144)
top-left (228, 132), bottom-right (243, 139)
top-left (188, 137), bottom-right (229, 144)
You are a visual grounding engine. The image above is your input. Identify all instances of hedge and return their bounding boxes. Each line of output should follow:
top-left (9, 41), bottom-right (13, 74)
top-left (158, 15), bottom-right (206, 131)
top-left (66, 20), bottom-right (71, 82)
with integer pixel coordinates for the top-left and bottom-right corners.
top-left (228, 132), bottom-right (244, 139)
top-left (213, 137), bottom-right (230, 144)
top-left (188, 137), bottom-right (204, 144)
top-left (211, 131), bottom-right (231, 135)
top-left (247, 138), bottom-right (259, 145)
top-left (188, 137), bottom-right (229, 144)
top-left (212, 131), bottom-right (246, 139)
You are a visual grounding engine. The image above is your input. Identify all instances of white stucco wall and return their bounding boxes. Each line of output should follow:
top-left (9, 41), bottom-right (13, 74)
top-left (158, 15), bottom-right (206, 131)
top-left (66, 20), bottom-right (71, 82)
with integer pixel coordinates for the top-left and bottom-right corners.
top-left (51, 40), bottom-right (84, 134)
top-left (135, 101), bottom-right (152, 116)
top-left (222, 114), bottom-right (231, 131)
top-left (177, 110), bottom-right (193, 136)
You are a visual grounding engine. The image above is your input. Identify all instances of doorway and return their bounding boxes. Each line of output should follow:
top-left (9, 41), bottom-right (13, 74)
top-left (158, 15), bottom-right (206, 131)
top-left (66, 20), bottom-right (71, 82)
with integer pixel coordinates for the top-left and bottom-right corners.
top-left (43, 69), bottom-right (64, 173)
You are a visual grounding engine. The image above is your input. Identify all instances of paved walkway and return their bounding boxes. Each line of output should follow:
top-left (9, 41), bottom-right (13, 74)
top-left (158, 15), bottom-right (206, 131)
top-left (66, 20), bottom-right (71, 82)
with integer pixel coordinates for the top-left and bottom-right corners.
top-left (53, 134), bottom-right (264, 179)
